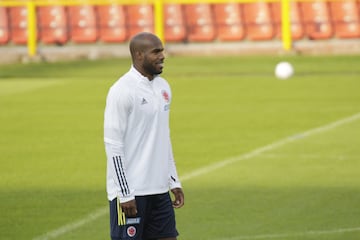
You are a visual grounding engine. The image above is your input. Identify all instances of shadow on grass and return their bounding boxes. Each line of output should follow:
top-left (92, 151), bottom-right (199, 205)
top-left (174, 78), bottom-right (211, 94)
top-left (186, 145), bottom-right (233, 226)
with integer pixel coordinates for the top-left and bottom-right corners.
top-left (177, 186), bottom-right (360, 240)
top-left (0, 188), bottom-right (106, 239)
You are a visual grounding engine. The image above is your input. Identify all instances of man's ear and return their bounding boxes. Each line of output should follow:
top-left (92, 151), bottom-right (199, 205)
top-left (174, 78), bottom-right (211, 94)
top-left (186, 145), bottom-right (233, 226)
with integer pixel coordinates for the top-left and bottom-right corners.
top-left (135, 51), bottom-right (144, 60)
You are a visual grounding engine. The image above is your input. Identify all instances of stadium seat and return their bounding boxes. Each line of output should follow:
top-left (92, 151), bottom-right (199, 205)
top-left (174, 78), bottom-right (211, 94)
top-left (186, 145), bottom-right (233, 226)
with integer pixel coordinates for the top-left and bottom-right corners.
top-left (329, 0), bottom-right (360, 38)
top-left (300, 1), bottom-right (333, 40)
top-left (9, 6), bottom-right (28, 44)
top-left (183, 4), bottom-right (216, 42)
top-left (164, 4), bottom-right (186, 42)
top-left (37, 5), bottom-right (68, 45)
top-left (243, 2), bottom-right (274, 40)
top-left (96, 4), bottom-right (127, 43)
top-left (0, 7), bottom-right (10, 44)
top-left (68, 4), bottom-right (97, 43)
top-left (270, 2), bottom-right (304, 40)
top-left (213, 3), bottom-right (245, 41)
top-left (126, 4), bottom-right (154, 39)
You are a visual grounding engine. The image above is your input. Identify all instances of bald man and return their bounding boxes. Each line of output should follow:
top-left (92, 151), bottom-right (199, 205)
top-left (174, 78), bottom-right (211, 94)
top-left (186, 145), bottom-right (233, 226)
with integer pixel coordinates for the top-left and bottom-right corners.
top-left (104, 32), bottom-right (184, 240)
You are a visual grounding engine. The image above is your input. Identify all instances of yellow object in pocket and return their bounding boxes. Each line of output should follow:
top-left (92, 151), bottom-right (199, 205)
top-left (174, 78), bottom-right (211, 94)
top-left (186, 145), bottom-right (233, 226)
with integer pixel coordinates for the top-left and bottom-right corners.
top-left (117, 197), bottom-right (126, 226)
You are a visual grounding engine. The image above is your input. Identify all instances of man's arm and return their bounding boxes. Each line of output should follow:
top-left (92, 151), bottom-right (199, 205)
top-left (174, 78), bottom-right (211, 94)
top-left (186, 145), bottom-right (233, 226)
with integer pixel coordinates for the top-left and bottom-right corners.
top-left (168, 140), bottom-right (184, 208)
top-left (104, 85), bottom-right (135, 206)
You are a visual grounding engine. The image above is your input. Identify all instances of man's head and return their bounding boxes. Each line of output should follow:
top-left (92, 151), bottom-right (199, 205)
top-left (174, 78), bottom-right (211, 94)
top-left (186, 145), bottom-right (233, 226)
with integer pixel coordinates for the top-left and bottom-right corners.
top-left (129, 32), bottom-right (165, 80)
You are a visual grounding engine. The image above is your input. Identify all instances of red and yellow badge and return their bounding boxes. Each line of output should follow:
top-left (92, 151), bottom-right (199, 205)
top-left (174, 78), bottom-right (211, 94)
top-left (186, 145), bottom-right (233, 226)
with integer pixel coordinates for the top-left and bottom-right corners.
top-left (127, 226), bottom-right (136, 237)
top-left (162, 90), bottom-right (170, 103)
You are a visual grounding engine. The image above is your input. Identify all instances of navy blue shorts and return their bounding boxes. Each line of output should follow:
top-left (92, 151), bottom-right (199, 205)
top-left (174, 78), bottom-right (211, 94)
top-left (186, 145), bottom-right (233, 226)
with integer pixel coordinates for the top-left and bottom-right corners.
top-left (109, 192), bottom-right (178, 240)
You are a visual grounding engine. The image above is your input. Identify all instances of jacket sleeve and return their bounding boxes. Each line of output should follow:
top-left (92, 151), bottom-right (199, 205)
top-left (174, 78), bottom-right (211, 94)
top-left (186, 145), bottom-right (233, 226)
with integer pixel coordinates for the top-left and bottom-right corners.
top-left (104, 85), bottom-right (135, 202)
top-left (168, 138), bottom-right (182, 190)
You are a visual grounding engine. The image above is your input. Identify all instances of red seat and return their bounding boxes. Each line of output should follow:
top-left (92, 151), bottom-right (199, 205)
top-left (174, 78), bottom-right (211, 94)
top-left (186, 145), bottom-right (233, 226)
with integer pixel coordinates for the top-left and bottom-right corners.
top-left (37, 5), bottom-right (68, 45)
top-left (126, 4), bottom-right (154, 39)
top-left (183, 4), bottom-right (216, 42)
top-left (0, 7), bottom-right (10, 44)
top-left (213, 3), bottom-right (245, 41)
top-left (243, 2), bottom-right (274, 40)
top-left (300, 1), bottom-right (333, 40)
top-left (164, 4), bottom-right (186, 42)
top-left (9, 6), bottom-right (28, 44)
top-left (270, 2), bottom-right (304, 40)
top-left (96, 5), bottom-right (127, 43)
top-left (329, 0), bottom-right (360, 38)
top-left (68, 5), bottom-right (97, 43)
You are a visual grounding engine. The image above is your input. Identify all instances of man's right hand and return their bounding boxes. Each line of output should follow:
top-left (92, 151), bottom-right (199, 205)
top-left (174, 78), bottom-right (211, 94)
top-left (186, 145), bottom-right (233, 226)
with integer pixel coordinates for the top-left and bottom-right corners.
top-left (121, 199), bottom-right (138, 217)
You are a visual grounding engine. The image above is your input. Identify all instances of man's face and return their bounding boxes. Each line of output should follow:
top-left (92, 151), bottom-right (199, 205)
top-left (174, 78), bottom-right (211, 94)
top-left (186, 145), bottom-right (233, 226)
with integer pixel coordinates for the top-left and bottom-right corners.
top-left (142, 41), bottom-right (165, 76)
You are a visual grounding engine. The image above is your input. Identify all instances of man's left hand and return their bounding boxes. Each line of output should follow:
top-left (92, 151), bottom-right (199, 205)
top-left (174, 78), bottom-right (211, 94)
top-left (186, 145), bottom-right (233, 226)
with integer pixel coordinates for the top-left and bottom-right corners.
top-left (171, 188), bottom-right (184, 208)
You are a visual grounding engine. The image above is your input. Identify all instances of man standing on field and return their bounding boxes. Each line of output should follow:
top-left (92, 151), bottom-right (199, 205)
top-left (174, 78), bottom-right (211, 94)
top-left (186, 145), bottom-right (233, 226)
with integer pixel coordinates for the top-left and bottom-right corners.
top-left (104, 32), bottom-right (185, 240)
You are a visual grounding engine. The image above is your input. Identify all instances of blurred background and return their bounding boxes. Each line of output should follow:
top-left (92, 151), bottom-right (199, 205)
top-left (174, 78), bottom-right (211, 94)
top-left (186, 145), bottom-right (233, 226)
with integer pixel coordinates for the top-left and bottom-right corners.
top-left (0, 0), bottom-right (360, 62)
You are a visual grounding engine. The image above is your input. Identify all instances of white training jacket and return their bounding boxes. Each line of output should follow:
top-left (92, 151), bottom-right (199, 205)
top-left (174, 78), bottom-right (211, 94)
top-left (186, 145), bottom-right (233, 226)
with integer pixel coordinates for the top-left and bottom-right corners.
top-left (104, 66), bottom-right (181, 203)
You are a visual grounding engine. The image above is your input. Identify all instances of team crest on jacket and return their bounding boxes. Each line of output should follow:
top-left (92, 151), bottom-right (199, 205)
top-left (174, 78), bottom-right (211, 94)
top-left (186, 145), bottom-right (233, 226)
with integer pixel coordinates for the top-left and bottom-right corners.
top-left (161, 90), bottom-right (170, 103)
top-left (127, 226), bottom-right (136, 237)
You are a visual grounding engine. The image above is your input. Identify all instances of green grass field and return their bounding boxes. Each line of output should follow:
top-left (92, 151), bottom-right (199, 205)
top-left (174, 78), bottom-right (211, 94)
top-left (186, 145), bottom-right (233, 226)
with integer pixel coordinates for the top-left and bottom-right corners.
top-left (1, 54), bottom-right (360, 240)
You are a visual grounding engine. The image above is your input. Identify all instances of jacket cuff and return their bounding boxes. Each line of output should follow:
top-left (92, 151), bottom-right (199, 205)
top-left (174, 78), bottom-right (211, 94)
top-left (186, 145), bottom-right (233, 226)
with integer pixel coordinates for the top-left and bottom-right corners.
top-left (118, 195), bottom-right (135, 203)
top-left (170, 182), bottom-right (182, 190)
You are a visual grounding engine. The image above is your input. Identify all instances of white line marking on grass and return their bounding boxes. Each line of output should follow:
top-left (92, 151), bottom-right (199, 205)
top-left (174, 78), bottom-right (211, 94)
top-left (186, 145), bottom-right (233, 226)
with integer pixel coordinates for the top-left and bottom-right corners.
top-left (260, 153), bottom-right (351, 160)
top-left (180, 112), bottom-right (360, 181)
top-left (217, 226), bottom-right (360, 240)
top-left (32, 207), bottom-right (108, 240)
top-left (32, 112), bottom-right (360, 240)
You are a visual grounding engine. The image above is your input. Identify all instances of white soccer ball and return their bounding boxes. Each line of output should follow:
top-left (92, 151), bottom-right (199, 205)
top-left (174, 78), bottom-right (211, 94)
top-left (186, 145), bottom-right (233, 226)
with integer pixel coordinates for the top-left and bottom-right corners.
top-left (275, 61), bottom-right (294, 80)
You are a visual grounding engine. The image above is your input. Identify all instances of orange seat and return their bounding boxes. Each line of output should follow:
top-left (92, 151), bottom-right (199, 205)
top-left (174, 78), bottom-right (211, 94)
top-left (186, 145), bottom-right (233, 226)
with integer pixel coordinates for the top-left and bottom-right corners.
top-left (213, 3), bottom-right (245, 41)
top-left (164, 4), bottom-right (186, 42)
top-left (9, 6), bottom-right (28, 44)
top-left (183, 4), bottom-right (216, 42)
top-left (68, 4), bottom-right (97, 43)
top-left (0, 7), bottom-right (10, 44)
top-left (329, 0), bottom-right (360, 38)
top-left (37, 5), bottom-right (68, 45)
top-left (270, 2), bottom-right (304, 40)
top-left (96, 4), bottom-right (127, 43)
top-left (300, 1), bottom-right (333, 40)
top-left (243, 2), bottom-right (274, 40)
top-left (126, 4), bottom-right (154, 39)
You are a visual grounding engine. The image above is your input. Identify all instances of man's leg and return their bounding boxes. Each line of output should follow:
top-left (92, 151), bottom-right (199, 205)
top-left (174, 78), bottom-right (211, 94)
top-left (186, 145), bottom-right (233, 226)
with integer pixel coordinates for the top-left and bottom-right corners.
top-left (144, 193), bottom-right (179, 240)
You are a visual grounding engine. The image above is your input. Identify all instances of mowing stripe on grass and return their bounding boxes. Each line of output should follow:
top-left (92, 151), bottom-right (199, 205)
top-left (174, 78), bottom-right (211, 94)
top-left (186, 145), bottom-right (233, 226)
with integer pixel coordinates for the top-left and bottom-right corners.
top-left (0, 80), bottom-right (63, 96)
top-left (217, 226), bottom-right (360, 240)
top-left (32, 111), bottom-right (360, 240)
